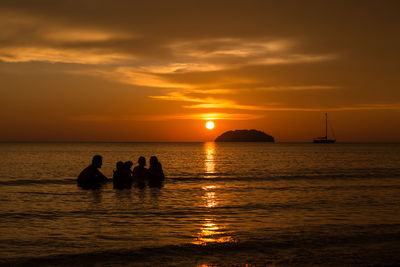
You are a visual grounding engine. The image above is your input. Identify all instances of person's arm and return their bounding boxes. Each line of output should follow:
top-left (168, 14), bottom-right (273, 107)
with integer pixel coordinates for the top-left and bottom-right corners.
top-left (96, 169), bottom-right (108, 182)
top-left (159, 163), bottom-right (165, 179)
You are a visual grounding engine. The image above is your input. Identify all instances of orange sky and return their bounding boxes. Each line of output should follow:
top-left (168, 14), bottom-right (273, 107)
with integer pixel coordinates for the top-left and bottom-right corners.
top-left (0, 1), bottom-right (399, 142)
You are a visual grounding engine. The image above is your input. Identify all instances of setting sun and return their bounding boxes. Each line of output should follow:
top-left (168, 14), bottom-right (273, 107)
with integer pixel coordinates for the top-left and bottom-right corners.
top-left (205, 121), bottom-right (215, 130)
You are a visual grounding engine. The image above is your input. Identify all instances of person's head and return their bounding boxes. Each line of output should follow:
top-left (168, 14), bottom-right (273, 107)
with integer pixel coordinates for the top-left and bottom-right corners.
top-left (138, 156), bottom-right (146, 167)
top-left (150, 156), bottom-right (158, 166)
top-left (92, 155), bottom-right (103, 168)
top-left (124, 161), bottom-right (133, 169)
top-left (116, 161), bottom-right (124, 170)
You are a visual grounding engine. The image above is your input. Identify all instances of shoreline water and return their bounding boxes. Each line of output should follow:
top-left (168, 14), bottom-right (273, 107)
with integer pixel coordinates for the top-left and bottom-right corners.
top-left (2, 223), bottom-right (400, 266)
top-left (0, 143), bottom-right (399, 266)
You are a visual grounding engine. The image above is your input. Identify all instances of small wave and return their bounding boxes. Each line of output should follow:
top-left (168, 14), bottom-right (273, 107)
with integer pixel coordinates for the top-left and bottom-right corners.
top-left (0, 178), bottom-right (76, 186)
top-left (167, 172), bottom-right (400, 182)
top-left (0, 208), bottom-right (232, 221)
top-left (0, 168), bottom-right (399, 187)
top-left (2, 223), bottom-right (400, 266)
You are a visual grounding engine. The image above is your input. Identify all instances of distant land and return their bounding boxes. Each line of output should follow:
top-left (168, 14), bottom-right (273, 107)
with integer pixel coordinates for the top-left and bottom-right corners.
top-left (215, 129), bottom-right (274, 142)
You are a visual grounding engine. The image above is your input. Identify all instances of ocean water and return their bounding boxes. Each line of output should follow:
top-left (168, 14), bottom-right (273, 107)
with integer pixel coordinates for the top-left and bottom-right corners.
top-left (0, 142), bottom-right (399, 266)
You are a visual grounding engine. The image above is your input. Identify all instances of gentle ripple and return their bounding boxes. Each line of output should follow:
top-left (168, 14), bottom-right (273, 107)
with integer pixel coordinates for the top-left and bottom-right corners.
top-left (0, 142), bottom-right (399, 265)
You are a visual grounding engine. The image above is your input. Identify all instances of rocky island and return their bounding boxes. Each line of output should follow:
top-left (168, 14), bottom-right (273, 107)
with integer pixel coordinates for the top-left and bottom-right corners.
top-left (215, 129), bottom-right (274, 142)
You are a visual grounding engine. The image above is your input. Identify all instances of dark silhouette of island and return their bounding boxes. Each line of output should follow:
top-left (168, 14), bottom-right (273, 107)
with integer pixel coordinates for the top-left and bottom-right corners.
top-left (215, 129), bottom-right (274, 142)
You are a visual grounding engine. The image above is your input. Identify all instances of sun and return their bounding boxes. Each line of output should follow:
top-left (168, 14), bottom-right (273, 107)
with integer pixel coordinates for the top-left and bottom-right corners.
top-left (205, 121), bottom-right (215, 130)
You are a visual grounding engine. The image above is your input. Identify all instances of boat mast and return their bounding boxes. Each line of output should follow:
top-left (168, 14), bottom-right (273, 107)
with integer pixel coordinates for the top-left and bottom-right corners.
top-left (325, 112), bottom-right (328, 139)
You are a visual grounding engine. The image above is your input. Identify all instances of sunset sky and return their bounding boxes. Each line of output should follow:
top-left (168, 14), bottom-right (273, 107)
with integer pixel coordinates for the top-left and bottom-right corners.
top-left (1, 0), bottom-right (399, 142)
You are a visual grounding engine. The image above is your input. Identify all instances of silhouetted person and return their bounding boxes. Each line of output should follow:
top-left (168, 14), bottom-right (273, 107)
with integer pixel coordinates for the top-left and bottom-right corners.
top-left (77, 155), bottom-right (108, 189)
top-left (113, 161), bottom-right (134, 189)
top-left (148, 156), bottom-right (165, 188)
top-left (123, 161), bottom-right (134, 188)
top-left (112, 161), bottom-right (124, 189)
top-left (133, 156), bottom-right (148, 189)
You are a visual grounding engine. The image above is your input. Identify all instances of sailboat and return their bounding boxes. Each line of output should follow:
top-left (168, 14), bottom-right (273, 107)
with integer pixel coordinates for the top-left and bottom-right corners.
top-left (313, 113), bottom-right (336, 143)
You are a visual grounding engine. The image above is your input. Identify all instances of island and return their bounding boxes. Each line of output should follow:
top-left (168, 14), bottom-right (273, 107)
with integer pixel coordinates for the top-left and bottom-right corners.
top-left (215, 129), bottom-right (274, 142)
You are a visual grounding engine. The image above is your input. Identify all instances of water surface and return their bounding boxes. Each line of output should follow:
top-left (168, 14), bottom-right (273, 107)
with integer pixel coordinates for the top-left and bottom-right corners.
top-left (0, 142), bottom-right (399, 266)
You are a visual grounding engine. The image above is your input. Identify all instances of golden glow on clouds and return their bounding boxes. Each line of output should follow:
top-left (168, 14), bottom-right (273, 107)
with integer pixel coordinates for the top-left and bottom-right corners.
top-left (69, 113), bottom-right (264, 122)
top-left (0, 10), bottom-right (340, 118)
top-left (150, 92), bottom-right (272, 111)
top-left (0, 11), bottom-right (134, 64)
top-left (0, 47), bottom-right (132, 64)
top-left (169, 38), bottom-right (336, 67)
top-left (139, 62), bottom-right (224, 73)
top-left (170, 38), bottom-right (292, 57)
top-left (1, 2), bottom-right (400, 141)
top-left (257, 85), bottom-right (339, 91)
top-left (44, 29), bottom-right (129, 43)
top-left (101, 67), bottom-right (189, 88)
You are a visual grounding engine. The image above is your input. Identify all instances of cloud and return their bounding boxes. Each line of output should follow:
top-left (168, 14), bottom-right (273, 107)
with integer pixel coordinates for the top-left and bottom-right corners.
top-left (0, 47), bottom-right (133, 64)
top-left (0, 10), bottom-right (135, 64)
top-left (184, 88), bottom-right (234, 94)
top-left (138, 62), bottom-right (225, 74)
top-left (101, 67), bottom-right (190, 88)
top-left (0, 9), bottom-right (342, 116)
top-left (184, 102), bottom-right (269, 111)
top-left (150, 90), bottom-right (400, 112)
top-left (69, 112), bottom-right (263, 121)
top-left (0, 6), bottom-right (344, 121)
top-left (169, 38), bottom-right (337, 68)
top-left (63, 36), bottom-right (338, 106)
top-left (43, 29), bottom-right (131, 43)
top-left (169, 38), bottom-right (293, 58)
top-left (257, 85), bottom-right (339, 91)
top-left (245, 104), bottom-right (400, 112)
top-left (68, 103), bottom-right (400, 127)
top-left (149, 92), bottom-right (269, 111)
top-left (327, 104), bottom-right (400, 111)
top-left (0, 8), bottom-right (336, 68)
top-left (252, 54), bottom-right (336, 65)
top-left (149, 92), bottom-right (202, 102)
top-left (181, 113), bottom-right (264, 120)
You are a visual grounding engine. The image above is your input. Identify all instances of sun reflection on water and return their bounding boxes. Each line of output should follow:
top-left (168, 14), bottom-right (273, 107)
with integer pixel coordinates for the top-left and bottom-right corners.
top-left (204, 142), bottom-right (215, 177)
top-left (192, 143), bottom-right (236, 245)
top-left (202, 185), bottom-right (218, 208)
top-left (193, 218), bottom-right (236, 245)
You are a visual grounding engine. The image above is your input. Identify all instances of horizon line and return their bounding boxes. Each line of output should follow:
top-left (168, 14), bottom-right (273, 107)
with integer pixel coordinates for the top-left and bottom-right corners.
top-left (1, 141), bottom-right (400, 144)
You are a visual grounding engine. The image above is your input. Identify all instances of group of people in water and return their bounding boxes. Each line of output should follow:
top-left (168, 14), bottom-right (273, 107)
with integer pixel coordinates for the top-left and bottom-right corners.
top-left (77, 155), bottom-right (165, 189)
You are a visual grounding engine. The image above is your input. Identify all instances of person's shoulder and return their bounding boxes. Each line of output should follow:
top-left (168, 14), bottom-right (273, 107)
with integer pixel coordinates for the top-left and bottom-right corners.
top-left (79, 165), bottom-right (92, 175)
top-left (122, 168), bottom-right (131, 175)
top-left (157, 162), bottom-right (163, 169)
top-left (87, 165), bottom-right (97, 171)
top-left (83, 165), bottom-right (92, 170)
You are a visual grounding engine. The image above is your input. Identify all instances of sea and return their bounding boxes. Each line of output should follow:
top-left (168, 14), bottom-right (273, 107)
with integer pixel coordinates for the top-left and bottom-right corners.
top-left (0, 142), bottom-right (399, 266)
